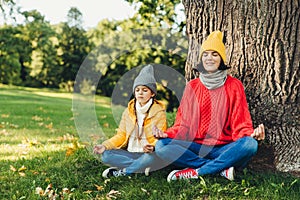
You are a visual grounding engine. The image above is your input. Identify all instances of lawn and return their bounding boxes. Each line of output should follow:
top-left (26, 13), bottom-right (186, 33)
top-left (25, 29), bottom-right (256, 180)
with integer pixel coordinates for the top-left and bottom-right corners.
top-left (0, 84), bottom-right (299, 199)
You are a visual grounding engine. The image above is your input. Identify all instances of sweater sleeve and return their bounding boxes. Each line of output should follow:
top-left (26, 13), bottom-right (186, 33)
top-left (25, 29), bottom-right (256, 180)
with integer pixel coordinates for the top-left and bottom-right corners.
top-left (165, 83), bottom-right (195, 139)
top-left (102, 109), bottom-right (128, 150)
top-left (229, 79), bottom-right (254, 140)
top-left (146, 109), bottom-right (167, 146)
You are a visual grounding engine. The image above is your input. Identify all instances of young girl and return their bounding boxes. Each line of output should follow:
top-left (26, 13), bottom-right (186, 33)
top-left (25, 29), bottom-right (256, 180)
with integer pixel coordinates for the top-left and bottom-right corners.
top-left (93, 64), bottom-right (167, 178)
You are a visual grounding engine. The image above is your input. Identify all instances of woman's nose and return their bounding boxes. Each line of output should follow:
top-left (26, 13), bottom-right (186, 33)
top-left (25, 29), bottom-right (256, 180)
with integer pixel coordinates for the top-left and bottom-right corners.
top-left (206, 54), bottom-right (212, 59)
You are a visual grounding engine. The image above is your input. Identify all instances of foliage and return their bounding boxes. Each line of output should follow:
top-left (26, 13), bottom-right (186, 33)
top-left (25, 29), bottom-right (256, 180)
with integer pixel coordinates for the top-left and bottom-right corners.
top-left (125, 0), bottom-right (185, 31)
top-left (0, 25), bottom-right (30, 85)
top-left (0, 85), bottom-right (299, 199)
top-left (85, 20), bottom-right (187, 111)
top-left (57, 22), bottom-right (93, 91)
top-left (0, 1), bottom-right (186, 111)
top-left (21, 10), bottom-right (60, 87)
top-left (66, 7), bottom-right (84, 29)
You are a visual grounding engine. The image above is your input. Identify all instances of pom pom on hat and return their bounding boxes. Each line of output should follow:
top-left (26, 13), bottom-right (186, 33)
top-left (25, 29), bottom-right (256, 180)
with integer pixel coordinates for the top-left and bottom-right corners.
top-left (199, 30), bottom-right (226, 63)
top-left (133, 64), bottom-right (157, 95)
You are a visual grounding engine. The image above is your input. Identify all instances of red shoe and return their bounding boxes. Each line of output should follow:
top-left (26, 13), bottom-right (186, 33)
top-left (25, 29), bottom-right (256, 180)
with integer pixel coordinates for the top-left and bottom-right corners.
top-left (167, 168), bottom-right (198, 182)
top-left (220, 167), bottom-right (235, 181)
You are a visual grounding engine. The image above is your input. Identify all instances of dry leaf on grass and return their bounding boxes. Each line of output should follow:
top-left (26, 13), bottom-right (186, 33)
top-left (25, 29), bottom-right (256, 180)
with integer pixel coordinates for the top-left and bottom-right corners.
top-left (106, 190), bottom-right (121, 199)
top-left (94, 184), bottom-right (104, 191)
top-left (10, 165), bottom-right (17, 172)
top-left (1, 114), bottom-right (9, 118)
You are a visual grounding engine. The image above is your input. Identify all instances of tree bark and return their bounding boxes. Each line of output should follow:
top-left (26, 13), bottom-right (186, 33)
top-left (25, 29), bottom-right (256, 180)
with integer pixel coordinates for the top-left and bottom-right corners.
top-left (183, 0), bottom-right (300, 174)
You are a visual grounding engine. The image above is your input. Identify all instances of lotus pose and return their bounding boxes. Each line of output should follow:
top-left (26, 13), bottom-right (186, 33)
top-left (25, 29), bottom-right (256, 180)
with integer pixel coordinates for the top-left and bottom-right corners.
top-left (153, 30), bottom-right (265, 182)
top-left (93, 64), bottom-right (167, 178)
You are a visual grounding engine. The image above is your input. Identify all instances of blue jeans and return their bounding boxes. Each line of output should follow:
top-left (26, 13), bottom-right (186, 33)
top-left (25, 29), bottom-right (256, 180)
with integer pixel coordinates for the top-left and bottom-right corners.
top-left (155, 136), bottom-right (258, 175)
top-left (101, 149), bottom-right (167, 175)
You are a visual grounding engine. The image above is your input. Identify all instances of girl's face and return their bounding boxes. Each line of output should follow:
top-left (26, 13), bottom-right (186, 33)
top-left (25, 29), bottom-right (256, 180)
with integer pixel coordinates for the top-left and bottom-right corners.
top-left (134, 85), bottom-right (155, 106)
top-left (202, 50), bottom-right (221, 73)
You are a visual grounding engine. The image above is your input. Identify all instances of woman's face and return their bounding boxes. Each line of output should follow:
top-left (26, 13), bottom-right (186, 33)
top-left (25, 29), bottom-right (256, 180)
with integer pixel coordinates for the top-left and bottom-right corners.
top-left (201, 50), bottom-right (221, 73)
top-left (134, 85), bottom-right (154, 106)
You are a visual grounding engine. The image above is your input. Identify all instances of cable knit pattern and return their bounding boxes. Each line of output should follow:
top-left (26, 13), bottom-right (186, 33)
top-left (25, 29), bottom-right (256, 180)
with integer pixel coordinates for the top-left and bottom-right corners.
top-left (200, 88), bottom-right (211, 136)
top-left (165, 75), bottom-right (254, 145)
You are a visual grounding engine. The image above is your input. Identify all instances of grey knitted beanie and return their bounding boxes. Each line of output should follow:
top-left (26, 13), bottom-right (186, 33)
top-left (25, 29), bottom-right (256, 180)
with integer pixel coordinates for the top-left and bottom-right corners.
top-left (133, 64), bottom-right (157, 95)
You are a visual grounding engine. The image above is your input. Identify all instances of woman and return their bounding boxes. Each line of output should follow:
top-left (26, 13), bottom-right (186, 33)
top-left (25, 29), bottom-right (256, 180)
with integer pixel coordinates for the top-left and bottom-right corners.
top-left (153, 30), bottom-right (265, 182)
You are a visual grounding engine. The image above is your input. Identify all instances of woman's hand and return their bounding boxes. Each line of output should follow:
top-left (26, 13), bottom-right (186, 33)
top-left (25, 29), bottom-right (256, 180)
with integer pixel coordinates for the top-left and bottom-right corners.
top-left (143, 144), bottom-right (155, 153)
top-left (152, 125), bottom-right (168, 138)
top-left (93, 144), bottom-right (106, 154)
top-left (251, 124), bottom-right (265, 141)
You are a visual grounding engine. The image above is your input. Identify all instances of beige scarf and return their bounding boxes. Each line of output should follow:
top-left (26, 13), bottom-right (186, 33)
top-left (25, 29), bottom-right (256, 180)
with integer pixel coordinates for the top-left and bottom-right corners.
top-left (127, 98), bottom-right (153, 152)
top-left (200, 70), bottom-right (227, 90)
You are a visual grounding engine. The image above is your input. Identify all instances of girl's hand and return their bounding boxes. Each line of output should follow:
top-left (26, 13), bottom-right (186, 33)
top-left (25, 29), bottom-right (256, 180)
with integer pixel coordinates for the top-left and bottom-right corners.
top-left (251, 124), bottom-right (265, 141)
top-left (152, 125), bottom-right (168, 138)
top-left (143, 144), bottom-right (155, 153)
top-left (93, 144), bottom-right (106, 154)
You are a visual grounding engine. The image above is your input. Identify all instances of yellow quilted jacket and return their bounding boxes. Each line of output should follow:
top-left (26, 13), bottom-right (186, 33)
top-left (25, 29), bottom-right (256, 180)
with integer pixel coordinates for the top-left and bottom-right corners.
top-left (102, 98), bottom-right (167, 150)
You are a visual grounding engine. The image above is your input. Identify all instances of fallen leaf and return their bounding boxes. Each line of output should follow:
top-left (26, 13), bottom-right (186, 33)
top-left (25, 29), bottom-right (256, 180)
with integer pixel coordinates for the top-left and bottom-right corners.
top-left (99, 115), bottom-right (107, 119)
top-left (0, 129), bottom-right (9, 135)
top-left (141, 188), bottom-right (149, 195)
top-left (45, 122), bottom-right (53, 129)
top-left (32, 115), bottom-right (43, 121)
top-left (10, 165), bottom-right (16, 172)
top-left (103, 123), bottom-right (109, 128)
top-left (1, 114), bottom-right (9, 118)
top-left (9, 123), bottom-right (19, 128)
top-left (18, 165), bottom-right (27, 172)
top-left (62, 188), bottom-right (70, 194)
top-left (44, 184), bottom-right (53, 195)
top-left (19, 172), bottom-right (26, 176)
top-left (45, 178), bottom-right (51, 182)
top-left (35, 187), bottom-right (44, 195)
top-left (106, 190), bottom-right (121, 199)
top-left (66, 147), bottom-right (75, 156)
top-left (94, 184), bottom-right (104, 191)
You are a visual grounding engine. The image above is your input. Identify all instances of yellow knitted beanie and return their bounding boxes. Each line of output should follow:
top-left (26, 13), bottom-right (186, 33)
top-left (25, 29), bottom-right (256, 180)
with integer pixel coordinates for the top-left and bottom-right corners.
top-left (200, 30), bottom-right (226, 63)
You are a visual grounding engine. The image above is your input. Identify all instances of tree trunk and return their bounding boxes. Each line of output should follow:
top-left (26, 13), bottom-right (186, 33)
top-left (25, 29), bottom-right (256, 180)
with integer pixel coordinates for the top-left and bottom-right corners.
top-left (183, 0), bottom-right (300, 174)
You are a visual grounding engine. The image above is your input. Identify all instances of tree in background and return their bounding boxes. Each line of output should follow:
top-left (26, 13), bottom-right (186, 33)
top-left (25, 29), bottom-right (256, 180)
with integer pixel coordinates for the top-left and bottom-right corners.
top-left (86, 19), bottom-right (187, 111)
top-left (21, 10), bottom-right (60, 87)
top-left (0, 0), bottom-right (187, 111)
top-left (125, 0), bottom-right (185, 31)
top-left (0, 25), bottom-right (31, 85)
top-left (57, 7), bottom-right (93, 91)
top-left (183, 0), bottom-right (299, 175)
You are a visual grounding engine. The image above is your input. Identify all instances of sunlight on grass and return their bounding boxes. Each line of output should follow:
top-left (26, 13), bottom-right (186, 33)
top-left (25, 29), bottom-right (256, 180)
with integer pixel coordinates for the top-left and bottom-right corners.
top-left (0, 143), bottom-right (71, 161)
top-left (0, 85), bottom-right (104, 162)
top-left (33, 91), bottom-right (74, 99)
top-left (0, 127), bottom-right (82, 161)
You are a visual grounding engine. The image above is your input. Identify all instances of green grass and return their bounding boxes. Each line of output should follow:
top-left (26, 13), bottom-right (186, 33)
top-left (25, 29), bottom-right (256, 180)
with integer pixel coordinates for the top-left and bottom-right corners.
top-left (0, 84), bottom-right (299, 199)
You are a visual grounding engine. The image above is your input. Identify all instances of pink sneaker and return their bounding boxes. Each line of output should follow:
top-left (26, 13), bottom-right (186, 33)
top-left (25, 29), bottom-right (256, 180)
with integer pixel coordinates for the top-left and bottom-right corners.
top-left (167, 168), bottom-right (198, 182)
top-left (220, 167), bottom-right (235, 181)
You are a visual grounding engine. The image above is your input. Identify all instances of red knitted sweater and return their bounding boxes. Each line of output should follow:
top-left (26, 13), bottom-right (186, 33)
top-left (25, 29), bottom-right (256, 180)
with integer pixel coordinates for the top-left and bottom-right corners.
top-left (166, 75), bottom-right (254, 145)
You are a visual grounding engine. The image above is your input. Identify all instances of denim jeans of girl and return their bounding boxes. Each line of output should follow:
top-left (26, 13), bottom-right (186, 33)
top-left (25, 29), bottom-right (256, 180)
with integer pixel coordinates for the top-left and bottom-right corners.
top-left (155, 136), bottom-right (258, 175)
top-left (101, 149), bottom-right (166, 174)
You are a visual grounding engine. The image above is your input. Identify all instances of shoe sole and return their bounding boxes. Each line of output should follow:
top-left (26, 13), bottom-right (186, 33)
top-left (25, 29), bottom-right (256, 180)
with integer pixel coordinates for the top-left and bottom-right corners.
top-left (167, 170), bottom-right (179, 182)
top-left (102, 167), bottom-right (118, 178)
top-left (145, 167), bottom-right (151, 176)
top-left (228, 167), bottom-right (235, 181)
